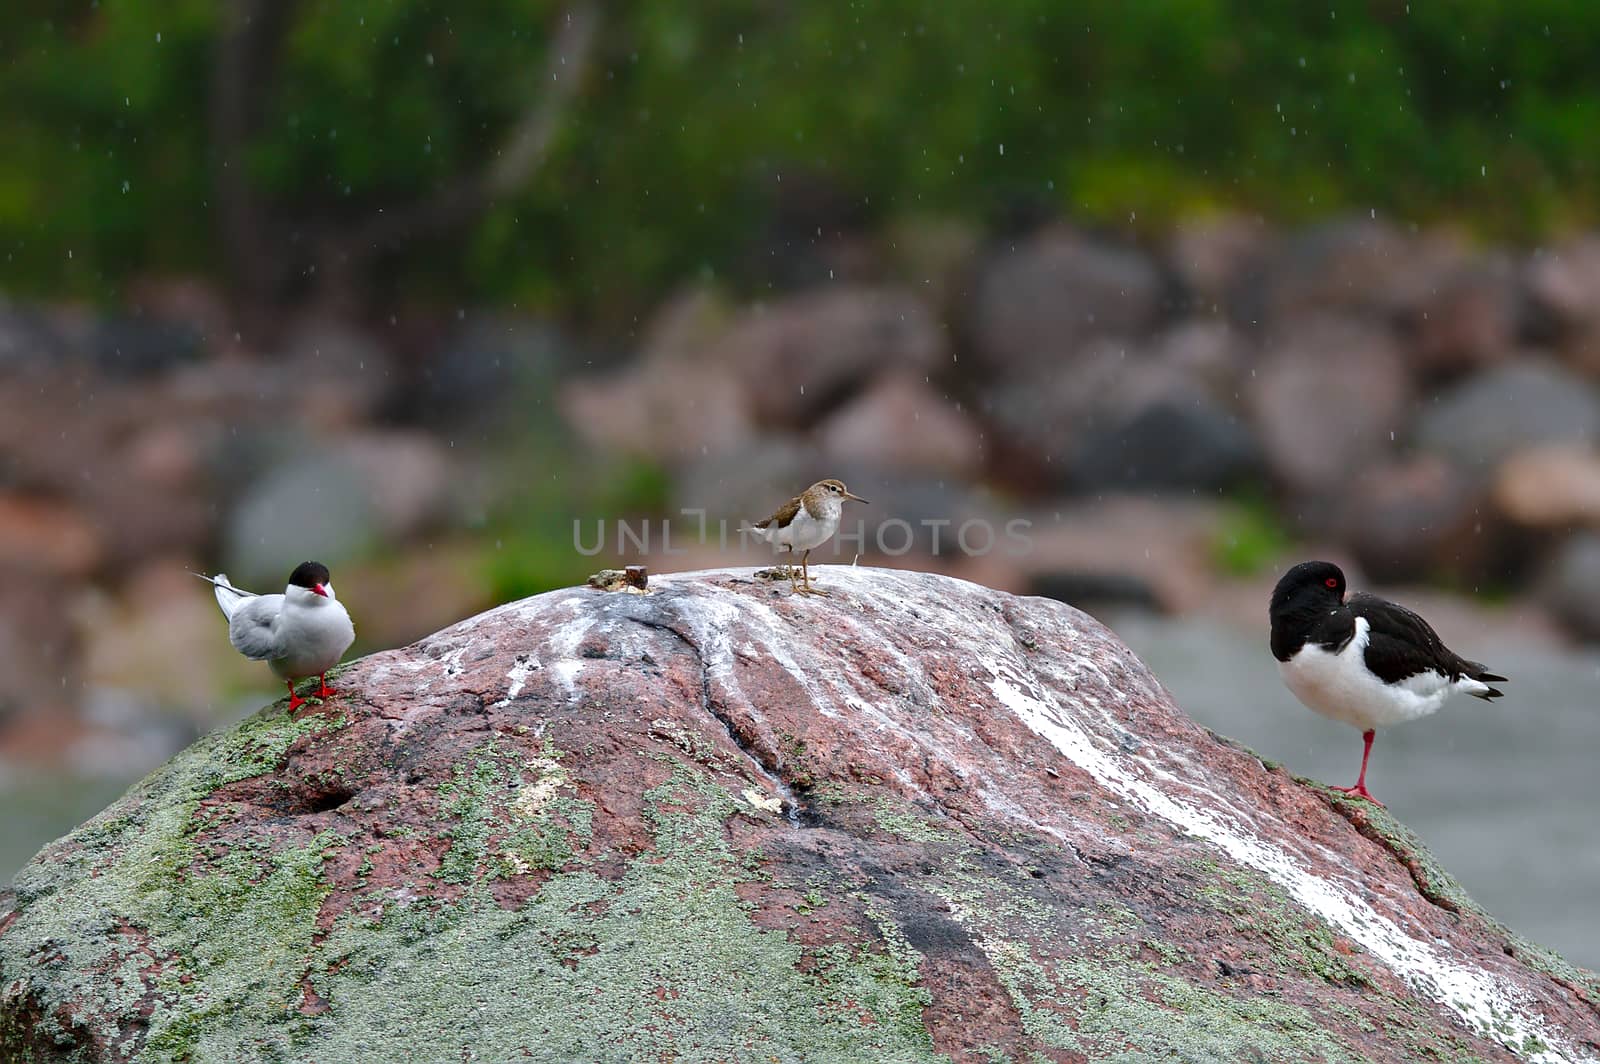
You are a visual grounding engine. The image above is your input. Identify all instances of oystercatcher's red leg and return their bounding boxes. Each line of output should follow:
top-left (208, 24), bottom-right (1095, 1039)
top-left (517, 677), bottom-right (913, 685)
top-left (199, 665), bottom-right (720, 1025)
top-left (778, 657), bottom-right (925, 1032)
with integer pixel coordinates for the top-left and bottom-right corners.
top-left (315, 672), bottom-right (337, 699)
top-left (1331, 729), bottom-right (1384, 806)
top-left (286, 678), bottom-right (307, 712)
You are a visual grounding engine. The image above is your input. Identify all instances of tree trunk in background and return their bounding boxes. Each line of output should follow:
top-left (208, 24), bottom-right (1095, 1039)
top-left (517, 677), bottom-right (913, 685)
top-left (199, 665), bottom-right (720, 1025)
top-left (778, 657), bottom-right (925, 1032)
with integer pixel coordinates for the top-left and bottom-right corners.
top-left (207, 1), bottom-right (599, 334)
top-left (210, 0), bottom-right (303, 340)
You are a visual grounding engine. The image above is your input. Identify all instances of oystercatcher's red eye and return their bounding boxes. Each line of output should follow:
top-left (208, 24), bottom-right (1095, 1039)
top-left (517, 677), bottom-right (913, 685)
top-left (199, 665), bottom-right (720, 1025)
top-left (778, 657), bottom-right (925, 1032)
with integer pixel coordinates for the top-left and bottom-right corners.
top-left (1325, 577), bottom-right (1338, 588)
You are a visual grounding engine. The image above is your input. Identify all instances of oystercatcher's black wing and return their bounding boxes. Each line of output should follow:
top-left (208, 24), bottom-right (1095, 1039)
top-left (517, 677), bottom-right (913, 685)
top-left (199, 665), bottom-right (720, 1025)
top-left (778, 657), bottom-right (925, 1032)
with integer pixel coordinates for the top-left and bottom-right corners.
top-left (1347, 592), bottom-right (1506, 697)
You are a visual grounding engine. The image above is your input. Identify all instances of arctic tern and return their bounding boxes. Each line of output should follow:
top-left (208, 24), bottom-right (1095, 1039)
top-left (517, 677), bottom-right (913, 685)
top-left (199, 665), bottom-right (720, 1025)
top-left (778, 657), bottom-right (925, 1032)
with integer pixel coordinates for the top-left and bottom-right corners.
top-left (194, 561), bottom-right (356, 711)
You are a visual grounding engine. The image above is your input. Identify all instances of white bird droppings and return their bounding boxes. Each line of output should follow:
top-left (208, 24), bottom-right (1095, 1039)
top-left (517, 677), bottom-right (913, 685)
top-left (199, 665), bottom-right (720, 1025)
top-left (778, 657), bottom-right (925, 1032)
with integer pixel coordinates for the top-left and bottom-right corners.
top-left (989, 667), bottom-right (1586, 1064)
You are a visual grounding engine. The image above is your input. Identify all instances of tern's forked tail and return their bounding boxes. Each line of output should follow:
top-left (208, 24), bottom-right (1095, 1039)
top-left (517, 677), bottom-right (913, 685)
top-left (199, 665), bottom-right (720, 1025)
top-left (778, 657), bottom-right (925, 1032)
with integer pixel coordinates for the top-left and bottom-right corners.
top-left (190, 571), bottom-right (254, 620)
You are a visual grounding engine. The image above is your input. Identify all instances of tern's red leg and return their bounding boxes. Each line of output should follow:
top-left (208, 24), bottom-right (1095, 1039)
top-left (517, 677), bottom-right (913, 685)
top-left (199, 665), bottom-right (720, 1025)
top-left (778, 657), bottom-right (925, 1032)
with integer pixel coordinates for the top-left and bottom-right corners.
top-left (315, 672), bottom-right (337, 699)
top-left (1331, 729), bottom-right (1384, 806)
top-left (286, 678), bottom-right (307, 712)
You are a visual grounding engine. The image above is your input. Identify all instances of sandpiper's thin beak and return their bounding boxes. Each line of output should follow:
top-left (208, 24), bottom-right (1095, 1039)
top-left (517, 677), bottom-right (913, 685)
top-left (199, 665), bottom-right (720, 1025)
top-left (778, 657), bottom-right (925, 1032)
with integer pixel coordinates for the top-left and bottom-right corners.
top-left (844, 492), bottom-right (869, 504)
top-left (311, 583), bottom-right (329, 598)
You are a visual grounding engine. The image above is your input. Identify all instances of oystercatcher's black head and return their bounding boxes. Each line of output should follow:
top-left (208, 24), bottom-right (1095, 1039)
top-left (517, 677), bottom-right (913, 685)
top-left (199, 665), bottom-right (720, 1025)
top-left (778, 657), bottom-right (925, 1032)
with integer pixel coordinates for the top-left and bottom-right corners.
top-left (1270, 560), bottom-right (1346, 617)
top-left (1269, 560), bottom-right (1349, 662)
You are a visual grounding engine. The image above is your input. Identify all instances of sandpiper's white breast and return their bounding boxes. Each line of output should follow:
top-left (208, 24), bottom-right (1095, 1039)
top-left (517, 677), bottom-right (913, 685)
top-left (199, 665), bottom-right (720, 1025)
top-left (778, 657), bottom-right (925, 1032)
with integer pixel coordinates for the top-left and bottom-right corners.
top-left (782, 503), bottom-right (841, 552)
top-left (1279, 616), bottom-right (1458, 731)
top-left (756, 494), bottom-right (844, 553)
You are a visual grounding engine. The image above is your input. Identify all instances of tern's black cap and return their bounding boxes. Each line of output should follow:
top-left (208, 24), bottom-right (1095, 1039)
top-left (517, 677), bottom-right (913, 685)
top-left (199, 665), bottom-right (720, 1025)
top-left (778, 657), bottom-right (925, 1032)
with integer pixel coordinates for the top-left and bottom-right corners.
top-left (288, 561), bottom-right (332, 589)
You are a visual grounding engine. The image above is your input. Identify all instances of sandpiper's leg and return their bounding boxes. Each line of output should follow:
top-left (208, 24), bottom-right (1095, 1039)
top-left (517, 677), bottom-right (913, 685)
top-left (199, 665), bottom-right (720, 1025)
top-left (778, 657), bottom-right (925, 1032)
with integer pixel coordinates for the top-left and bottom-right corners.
top-left (800, 549), bottom-right (827, 595)
top-left (315, 672), bottom-right (337, 699)
top-left (1331, 729), bottom-right (1383, 806)
top-left (784, 547), bottom-right (800, 592)
top-left (286, 678), bottom-right (306, 713)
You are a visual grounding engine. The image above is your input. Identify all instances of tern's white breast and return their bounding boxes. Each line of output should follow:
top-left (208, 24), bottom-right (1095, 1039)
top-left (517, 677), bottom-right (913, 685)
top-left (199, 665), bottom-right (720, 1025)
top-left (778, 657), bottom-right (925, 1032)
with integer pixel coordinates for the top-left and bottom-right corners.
top-left (270, 601), bottom-right (356, 680)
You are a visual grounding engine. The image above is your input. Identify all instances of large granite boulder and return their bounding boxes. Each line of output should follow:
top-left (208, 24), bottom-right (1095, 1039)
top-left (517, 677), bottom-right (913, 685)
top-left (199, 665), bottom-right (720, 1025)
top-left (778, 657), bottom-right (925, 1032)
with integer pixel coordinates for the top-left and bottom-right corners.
top-left (2, 568), bottom-right (1596, 1062)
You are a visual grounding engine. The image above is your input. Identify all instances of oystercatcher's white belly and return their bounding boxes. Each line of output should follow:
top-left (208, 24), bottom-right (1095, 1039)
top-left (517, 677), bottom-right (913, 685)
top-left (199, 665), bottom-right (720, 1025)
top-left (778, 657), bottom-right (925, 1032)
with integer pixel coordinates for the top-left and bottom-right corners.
top-left (1279, 617), bottom-right (1458, 731)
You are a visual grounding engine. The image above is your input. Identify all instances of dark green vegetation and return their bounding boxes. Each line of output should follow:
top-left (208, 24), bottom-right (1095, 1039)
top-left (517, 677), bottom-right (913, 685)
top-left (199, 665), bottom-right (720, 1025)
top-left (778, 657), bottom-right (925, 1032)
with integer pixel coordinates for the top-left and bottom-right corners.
top-left (5, 1), bottom-right (1600, 317)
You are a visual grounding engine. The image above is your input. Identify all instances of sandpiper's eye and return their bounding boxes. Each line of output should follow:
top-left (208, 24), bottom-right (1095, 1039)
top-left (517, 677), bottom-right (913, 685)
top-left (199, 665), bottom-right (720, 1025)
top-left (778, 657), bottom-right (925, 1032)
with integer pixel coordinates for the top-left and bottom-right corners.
top-left (1324, 577), bottom-right (1338, 588)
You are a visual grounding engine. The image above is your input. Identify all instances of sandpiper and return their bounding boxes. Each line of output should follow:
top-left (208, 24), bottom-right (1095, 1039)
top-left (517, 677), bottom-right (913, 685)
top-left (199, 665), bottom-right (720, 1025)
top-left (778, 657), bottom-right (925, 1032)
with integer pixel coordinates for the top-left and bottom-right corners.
top-left (194, 561), bottom-right (357, 711)
top-left (1269, 560), bottom-right (1506, 805)
top-left (744, 479), bottom-right (868, 595)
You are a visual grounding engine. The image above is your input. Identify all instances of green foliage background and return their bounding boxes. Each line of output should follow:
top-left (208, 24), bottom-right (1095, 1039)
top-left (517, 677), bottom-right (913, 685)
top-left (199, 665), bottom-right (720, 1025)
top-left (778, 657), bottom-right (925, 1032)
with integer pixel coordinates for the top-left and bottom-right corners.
top-left (4, 1), bottom-right (1600, 314)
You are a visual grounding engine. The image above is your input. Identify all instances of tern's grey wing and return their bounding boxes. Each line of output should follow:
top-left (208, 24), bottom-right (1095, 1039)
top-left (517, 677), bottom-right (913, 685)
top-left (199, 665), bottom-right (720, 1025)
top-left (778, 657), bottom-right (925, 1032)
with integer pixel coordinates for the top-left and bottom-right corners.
top-left (227, 593), bottom-right (286, 660)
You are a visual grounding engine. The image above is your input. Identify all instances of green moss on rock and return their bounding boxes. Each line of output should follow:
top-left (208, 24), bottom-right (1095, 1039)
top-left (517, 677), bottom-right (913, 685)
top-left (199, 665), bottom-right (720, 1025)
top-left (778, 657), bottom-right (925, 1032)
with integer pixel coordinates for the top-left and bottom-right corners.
top-left (4, 733), bottom-right (944, 1063)
top-left (0, 704), bottom-right (349, 1062)
top-left (929, 858), bottom-right (1365, 1062)
top-left (434, 740), bottom-right (597, 882)
top-left (294, 759), bottom-right (941, 1062)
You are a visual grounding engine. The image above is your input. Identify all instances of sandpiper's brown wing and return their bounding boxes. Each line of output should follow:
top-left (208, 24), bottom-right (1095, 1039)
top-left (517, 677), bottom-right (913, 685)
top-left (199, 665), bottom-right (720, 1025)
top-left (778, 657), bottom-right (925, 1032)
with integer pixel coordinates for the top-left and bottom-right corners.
top-left (753, 495), bottom-right (802, 530)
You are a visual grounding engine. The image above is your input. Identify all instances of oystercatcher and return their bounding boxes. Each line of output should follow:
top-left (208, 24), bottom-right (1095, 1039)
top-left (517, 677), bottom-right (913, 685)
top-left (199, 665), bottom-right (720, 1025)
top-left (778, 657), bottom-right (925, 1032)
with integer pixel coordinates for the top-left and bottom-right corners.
top-left (1269, 560), bottom-right (1506, 805)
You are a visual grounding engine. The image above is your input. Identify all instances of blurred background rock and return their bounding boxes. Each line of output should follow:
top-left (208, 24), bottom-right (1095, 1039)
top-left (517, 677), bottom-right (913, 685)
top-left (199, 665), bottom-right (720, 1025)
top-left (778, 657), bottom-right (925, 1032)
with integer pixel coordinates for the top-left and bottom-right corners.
top-left (5, 1), bottom-right (1600, 964)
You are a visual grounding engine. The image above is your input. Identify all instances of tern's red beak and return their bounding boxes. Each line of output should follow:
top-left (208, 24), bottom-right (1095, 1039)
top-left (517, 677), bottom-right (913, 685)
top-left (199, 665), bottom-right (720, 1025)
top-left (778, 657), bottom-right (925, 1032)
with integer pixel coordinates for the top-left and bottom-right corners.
top-left (311, 583), bottom-right (329, 598)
